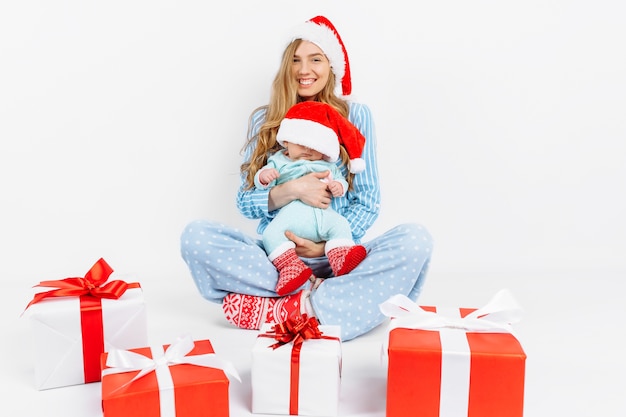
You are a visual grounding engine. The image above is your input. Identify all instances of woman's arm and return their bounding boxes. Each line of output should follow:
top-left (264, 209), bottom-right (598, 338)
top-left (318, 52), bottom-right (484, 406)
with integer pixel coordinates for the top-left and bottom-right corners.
top-left (338, 102), bottom-right (382, 241)
top-left (236, 109), bottom-right (274, 224)
top-left (268, 171), bottom-right (332, 211)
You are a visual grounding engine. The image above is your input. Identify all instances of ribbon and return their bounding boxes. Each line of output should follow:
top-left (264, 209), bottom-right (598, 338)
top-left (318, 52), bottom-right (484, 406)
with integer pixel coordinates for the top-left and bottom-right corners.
top-left (103, 334), bottom-right (240, 417)
top-left (23, 258), bottom-right (140, 383)
top-left (379, 288), bottom-right (523, 334)
top-left (260, 314), bottom-right (339, 415)
top-left (379, 289), bottom-right (523, 417)
top-left (24, 258), bottom-right (136, 310)
top-left (263, 313), bottom-right (324, 349)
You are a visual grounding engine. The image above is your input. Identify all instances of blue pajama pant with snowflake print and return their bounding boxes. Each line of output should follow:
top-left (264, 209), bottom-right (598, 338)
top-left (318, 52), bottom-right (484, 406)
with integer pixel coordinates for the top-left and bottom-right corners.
top-left (180, 220), bottom-right (433, 341)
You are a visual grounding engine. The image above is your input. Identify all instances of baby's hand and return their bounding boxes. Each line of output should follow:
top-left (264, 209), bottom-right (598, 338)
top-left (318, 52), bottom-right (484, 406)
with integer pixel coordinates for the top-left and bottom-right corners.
top-left (327, 180), bottom-right (344, 197)
top-left (259, 168), bottom-right (280, 186)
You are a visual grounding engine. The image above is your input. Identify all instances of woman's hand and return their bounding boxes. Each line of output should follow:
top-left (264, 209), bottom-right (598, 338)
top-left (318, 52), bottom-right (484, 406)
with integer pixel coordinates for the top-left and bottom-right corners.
top-left (297, 171), bottom-right (334, 207)
top-left (268, 171), bottom-right (333, 211)
top-left (285, 230), bottom-right (326, 258)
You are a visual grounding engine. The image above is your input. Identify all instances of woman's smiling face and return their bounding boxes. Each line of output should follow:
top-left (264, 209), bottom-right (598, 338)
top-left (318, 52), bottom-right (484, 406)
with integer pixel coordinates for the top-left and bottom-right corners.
top-left (292, 41), bottom-right (331, 101)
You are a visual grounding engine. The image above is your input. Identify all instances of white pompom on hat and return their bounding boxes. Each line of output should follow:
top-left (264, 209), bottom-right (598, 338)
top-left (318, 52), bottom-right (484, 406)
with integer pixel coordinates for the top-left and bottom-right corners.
top-left (277, 101), bottom-right (366, 173)
top-left (287, 15), bottom-right (352, 97)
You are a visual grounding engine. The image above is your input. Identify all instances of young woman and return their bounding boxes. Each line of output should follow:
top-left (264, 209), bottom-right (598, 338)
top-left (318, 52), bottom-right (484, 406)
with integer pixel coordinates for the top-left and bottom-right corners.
top-left (180, 15), bottom-right (433, 341)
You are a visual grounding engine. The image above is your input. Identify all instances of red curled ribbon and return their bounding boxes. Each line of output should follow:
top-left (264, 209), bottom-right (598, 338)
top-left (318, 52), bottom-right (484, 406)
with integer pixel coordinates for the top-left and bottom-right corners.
top-left (266, 313), bottom-right (323, 349)
top-left (261, 313), bottom-right (339, 415)
top-left (24, 258), bottom-right (140, 383)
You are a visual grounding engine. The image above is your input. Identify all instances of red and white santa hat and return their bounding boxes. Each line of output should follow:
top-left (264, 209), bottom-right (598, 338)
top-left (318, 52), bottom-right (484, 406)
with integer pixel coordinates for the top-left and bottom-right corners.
top-left (287, 15), bottom-right (352, 97)
top-left (277, 101), bottom-right (366, 173)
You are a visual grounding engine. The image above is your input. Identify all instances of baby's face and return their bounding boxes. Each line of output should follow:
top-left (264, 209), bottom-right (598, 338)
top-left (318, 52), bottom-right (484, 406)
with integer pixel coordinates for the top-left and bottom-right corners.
top-left (284, 141), bottom-right (325, 161)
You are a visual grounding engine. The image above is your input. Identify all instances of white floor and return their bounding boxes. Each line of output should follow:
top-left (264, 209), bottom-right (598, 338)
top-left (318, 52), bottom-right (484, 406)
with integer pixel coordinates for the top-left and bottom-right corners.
top-left (3, 266), bottom-right (625, 417)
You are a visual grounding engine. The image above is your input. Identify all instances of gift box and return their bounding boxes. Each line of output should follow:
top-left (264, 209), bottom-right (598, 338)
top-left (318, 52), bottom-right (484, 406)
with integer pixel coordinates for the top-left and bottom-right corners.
top-left (251, 317), bottom-right (342, 416)
top-left (380, 290), bottom-right (527, 417)
top-left (23, 258), bottom-right (148, 390)
top-left (101, 335), bottom-right (240, 417)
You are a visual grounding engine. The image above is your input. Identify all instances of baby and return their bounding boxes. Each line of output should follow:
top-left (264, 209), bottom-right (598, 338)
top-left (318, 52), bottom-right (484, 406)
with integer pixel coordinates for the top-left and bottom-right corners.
top-left (255, 101), bottom-right (368, 295)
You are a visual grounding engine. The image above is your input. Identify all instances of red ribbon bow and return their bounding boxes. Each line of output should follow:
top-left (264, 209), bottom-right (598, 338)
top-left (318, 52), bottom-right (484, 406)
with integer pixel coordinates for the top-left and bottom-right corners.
top-left (25, 258), bottom-right (133, 310)
top-left (267, 313), bottom-right (322, 349)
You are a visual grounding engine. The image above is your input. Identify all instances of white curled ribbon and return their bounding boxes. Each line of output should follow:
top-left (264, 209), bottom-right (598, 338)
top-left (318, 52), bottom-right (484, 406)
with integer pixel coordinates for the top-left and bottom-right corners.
top-left (102, 334), bottom-right (240, 417)
top-left (379, 289), bottom-right (523, 417)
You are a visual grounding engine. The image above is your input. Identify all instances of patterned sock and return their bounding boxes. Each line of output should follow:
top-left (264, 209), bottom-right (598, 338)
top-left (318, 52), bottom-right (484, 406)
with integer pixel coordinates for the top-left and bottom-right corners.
top-left (327, 245), bottom-right (367, 276)
top-left (273, 249), bottom-right (313, 296)
top-left (221, 290), bottom-right (309, 330)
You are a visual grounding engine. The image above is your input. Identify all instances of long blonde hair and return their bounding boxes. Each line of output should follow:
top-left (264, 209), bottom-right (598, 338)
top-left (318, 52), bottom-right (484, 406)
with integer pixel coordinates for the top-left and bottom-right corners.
top-left (240, 39), bottom-right (352, 190)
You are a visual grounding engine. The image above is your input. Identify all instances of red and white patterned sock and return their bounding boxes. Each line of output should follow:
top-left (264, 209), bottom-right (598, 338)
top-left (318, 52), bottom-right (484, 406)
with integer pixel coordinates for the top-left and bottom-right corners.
top-left (327, 245), bottom-right (367, 276)
top-left (273, 249), bottom-right (313, 296)
top-left (221, 290), bottom-right (310, 330)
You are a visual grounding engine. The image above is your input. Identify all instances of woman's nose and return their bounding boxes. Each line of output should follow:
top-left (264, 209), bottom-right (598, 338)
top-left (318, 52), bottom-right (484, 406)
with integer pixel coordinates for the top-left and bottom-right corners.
top-left (297, 62), bottom-right (309, 74)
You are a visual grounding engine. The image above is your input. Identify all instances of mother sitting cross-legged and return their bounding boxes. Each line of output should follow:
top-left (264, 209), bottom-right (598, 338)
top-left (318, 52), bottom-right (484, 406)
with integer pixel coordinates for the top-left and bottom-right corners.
top-left (180, 15), bottom-right (433, 341)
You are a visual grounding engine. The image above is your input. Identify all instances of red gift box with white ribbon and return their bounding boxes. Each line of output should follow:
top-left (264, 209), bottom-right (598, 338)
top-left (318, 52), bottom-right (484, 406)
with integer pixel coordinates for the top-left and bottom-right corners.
top-left (251, 316), bottom-right (342, 416)
top-left (380, 290), bottom-right (527, 417)
top-left (23, 258), bottom-right (148, 390)
top-left (101, 334), bottom-right (240, 417)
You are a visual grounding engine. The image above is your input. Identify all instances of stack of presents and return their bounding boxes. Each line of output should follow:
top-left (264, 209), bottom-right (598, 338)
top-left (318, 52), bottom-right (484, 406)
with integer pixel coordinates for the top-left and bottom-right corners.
top-left (23, 258), bottom-right (527, 417)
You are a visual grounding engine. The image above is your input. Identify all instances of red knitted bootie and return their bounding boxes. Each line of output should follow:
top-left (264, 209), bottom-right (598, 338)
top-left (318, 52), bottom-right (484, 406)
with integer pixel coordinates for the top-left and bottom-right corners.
top-left (222, 290), bottom-right (308, 330)
top-left (327, 245), bottom-right (367, 276)
top-left (273, 248), bottom-right (313, 296)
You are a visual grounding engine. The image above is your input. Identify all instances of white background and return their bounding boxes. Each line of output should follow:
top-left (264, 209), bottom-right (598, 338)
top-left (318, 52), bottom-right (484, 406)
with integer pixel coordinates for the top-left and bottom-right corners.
top-left (2, 1), bottom-right (625, 416)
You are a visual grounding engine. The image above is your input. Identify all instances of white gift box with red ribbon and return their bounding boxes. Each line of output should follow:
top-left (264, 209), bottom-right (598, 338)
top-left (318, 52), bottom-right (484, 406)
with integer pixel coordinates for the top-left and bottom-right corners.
top-left (23, 258), bottom-right (148, 390)
top-left (251, 322), bottom-right (342, 416)
top-left (379, 289), bottom-right (527, 417)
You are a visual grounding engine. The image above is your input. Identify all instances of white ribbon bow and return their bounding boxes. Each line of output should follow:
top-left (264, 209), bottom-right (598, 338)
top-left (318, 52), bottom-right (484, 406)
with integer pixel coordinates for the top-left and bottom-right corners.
top-left (379, 288), bottom-right (523, 334)
top-left (102, 333), bottom-right (241, 389)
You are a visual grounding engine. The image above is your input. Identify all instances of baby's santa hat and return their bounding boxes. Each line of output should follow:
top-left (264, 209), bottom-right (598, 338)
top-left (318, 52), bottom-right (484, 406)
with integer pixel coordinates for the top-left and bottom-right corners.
top-left (277, 101), bottom-right (366, 173)
top-left (288, 15), bottom-right (352, 97)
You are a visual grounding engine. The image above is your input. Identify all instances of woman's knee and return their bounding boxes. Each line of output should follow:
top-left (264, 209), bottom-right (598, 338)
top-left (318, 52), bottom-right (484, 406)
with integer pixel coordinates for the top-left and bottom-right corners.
top-left (180, 219), bottom-right (216, 256)
top-left (392, 222), bottom-right (434, 256)
top-left (387, 222), bottom-right (432, 240)
top-left (406, 222), bottom-right (433, 247)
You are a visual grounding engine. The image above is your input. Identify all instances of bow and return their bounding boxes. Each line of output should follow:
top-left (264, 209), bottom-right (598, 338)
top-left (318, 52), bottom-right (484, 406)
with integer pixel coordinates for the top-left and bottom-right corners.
top-left (25, 258), bottom-right (133, 310)
top-left (379, 289), bottom-right (523, 334)
top-left (266, 314), bottom-right (323, 349)
top-left (102, 334), bottom-right (241, 392)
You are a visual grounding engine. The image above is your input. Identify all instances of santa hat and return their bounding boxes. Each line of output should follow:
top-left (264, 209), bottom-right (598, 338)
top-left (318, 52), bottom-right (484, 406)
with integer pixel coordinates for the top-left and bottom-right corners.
top-left (277, 101), bottom-right (366, 173)
top-left (287, 15), bottom-right (352, 97)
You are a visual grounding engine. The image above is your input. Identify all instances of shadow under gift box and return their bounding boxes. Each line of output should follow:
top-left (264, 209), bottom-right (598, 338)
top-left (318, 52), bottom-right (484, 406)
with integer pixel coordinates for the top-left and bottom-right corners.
top-left (386, 306), bottom-right (526, 417)
top-left (100, 339), bottom-right (233, 417)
